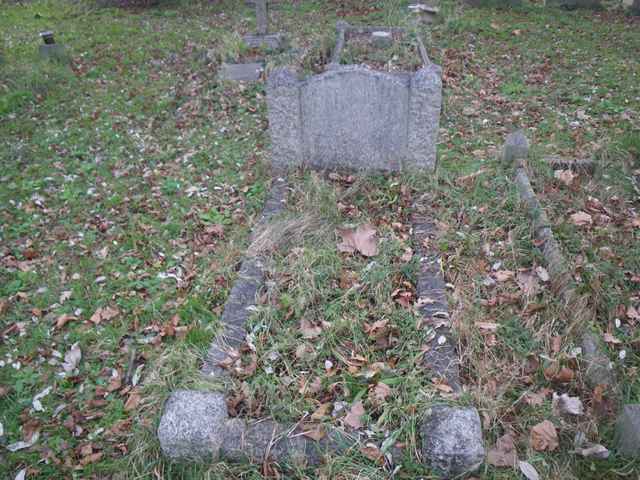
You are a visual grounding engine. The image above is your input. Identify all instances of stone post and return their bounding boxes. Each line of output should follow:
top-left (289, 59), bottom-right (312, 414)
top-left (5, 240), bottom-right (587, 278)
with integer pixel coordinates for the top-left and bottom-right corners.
top-left (256, 0), bottom-right (268, 35)
top-left (267, 67), bottom-right (303, 171)
top-left (407, 62), bottom-right (442, 171)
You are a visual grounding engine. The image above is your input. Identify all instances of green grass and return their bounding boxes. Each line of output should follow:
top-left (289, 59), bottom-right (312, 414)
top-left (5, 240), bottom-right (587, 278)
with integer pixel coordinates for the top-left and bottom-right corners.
top-left (1, 0), bottom-right (639, 478)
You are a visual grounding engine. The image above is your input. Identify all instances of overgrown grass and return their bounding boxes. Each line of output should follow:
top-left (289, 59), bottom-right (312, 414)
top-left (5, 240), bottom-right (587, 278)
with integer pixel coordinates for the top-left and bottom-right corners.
top-left (1, 0), bottom-right (639, 478)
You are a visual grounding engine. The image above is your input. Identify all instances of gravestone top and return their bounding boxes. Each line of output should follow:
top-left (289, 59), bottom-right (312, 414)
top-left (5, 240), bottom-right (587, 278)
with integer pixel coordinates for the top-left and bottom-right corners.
top-left (255, 0), bottom-right (268, 35)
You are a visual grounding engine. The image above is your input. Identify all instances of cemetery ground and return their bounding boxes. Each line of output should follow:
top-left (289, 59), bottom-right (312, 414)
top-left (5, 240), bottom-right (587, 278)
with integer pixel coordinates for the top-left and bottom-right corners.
top-left (0, 0), bottom-right (639, 478)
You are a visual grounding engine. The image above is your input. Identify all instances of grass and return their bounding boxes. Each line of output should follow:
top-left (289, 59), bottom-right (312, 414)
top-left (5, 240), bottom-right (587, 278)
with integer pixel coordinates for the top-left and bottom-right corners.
top-left (1, 0), bottom-right (639, 478)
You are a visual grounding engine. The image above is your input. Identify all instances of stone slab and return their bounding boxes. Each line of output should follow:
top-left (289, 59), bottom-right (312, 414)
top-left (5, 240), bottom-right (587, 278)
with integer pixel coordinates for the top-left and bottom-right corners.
top-left (220, 62), bottom-right (264, 82)
top-left (421, 405), bottom-right (485, 476)
top-left (616, 404), bottom-right (640, 456)
top-left (501, 130), bottom-right (529, 165)
top-left (243, 33), bottom-right (285, 50)
top-left (38, 44), bottom-right (68, 63)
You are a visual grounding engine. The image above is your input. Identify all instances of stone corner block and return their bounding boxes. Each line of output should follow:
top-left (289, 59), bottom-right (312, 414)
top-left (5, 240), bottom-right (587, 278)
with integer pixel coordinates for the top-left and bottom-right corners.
top-left (421, 405), bottom-right (484, 477)
top-left (616, 404), bottom-right (640, 457)
top-left (157, 390), bottom-right (228, 461)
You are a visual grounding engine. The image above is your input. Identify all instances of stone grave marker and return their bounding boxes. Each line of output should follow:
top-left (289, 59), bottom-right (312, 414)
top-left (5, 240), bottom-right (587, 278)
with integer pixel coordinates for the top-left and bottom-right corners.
top-left (243, 0), bottom-right (286, 50)
top-left (38, 31), bottom-right (68, 63)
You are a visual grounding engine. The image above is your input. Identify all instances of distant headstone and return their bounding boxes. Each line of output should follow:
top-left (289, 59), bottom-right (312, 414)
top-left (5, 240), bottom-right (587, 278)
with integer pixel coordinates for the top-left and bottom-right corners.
top-left (219, 62), bottom-right (264, 82)
top-left (408, 4), bottom-right (440, 24)
top-left (38, 31), bottom-right (69, 63)
top-left (243, 0), bottom-right (285, 50)
top-left (545, 0), bottom-right (601, 9)
top-left (616, 405), bottom-right (640, 456)
top-left (582, 333), bottom-right (617, 389)
top-left (632, 0), bottom-right (640, 14)
top-left (371, 31), bottom-right (393, 48)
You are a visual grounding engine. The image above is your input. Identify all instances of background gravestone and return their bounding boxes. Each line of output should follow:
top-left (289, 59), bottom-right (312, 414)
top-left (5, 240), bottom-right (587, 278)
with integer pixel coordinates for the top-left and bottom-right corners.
top-left (243, 0), bottom-right (285, 50)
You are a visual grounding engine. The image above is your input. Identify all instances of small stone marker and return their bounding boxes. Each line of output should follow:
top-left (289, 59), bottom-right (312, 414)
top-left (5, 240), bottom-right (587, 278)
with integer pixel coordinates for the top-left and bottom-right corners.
top-left (371, 31), bottom-right (393, 48)
top-left (582, 333), bottom-right (617, 389)
top-left (243, 0), bottom-right (285, 50)
top-left (421, 405), bottom-right (485, 476)
top-left (616, 404), bottom-right (640, 456)
top-left (38, 31), bottom-right (68, 62)
top-left (219, 62), bottom-right (264, 82)
top-left (408, 4), bottom-right (440, 24)
top-left (501, 130), bottom-right (529, 165)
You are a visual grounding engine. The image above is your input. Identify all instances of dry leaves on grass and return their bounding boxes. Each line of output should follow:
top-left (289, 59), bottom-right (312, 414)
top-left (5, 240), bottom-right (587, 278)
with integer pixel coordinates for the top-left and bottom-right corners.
top-left (337, 223), bottom-right (378, 257)
top-left (552, 392), bottom-right (584, 416)
top-left (530, 420), bottom-right (559, 452)
top-left (62, 343), bottom-right (82, 373)
top-left (554, 169), bottom-right (577, 187)
top-left (487, 433), bottom-right (518, 467)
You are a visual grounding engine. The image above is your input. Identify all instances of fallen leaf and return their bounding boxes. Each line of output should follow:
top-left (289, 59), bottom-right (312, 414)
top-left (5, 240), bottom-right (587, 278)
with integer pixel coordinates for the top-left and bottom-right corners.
top-left (523, 388), bottom-right (551, 407)
top-left (535, 266), bottom-right (550, 282)
top-left (360, 443), bottom-right (384, 463)
top-left (487, 433), bottom-right (517, 467)
top-left (552, 392), bottom-right (584, 416)
top-left (14, 469), bottom-right (26, 480)
top-left (310, 403), bottom-right (332, 421)
top-left (570, 211), bottom-right (592, 227)
top-left (530, 420), bottom-right (559, 451)
top-left (554, 169), bottom-right (577, 187)
top-left (124, 391), bottom-right (141, 411)
top-left (90, 306), bottom-right (119, 325)
top-left (299, 318), bottom-right (322, 339)
top-left (62, 343), bottom-right (82, 373)
top-left (603, 333), bottom-right (622, 345)
top-left (7, 431), bottom-right (40, 452)
top-left (475, 322), bottom-right (499, 332)
top-left (32, 386), bottom-right (52, 412)
top-left (517, 270), bottom-right (539, 296)
top-left (543, 363), bottom-right (574, 383)
top-left (337, 224), bottom-right (378, 257)
top-left (370, 382), bottom-right (392, 405)
top-left (575, 443), bottom-right (609, 459)
top-left (55, 314), bottom-right (77, 329)
top-left (494, 270), bottom-right (514, 282)
top-left (301, 424), bottom-right (325, 441)
top-left (343, 401), bottom-right (365, 430)
top-left (519, 460), bottom-right (540, 480)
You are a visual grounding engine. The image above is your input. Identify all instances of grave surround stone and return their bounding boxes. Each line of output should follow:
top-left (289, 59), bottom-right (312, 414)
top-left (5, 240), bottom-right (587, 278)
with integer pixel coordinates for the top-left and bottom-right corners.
top-left (616, 404), bottom-right (640, 456)
top-left (243, 0), bottom-right (286, 50)
top-left (219, 62), bottom-right (264, 82)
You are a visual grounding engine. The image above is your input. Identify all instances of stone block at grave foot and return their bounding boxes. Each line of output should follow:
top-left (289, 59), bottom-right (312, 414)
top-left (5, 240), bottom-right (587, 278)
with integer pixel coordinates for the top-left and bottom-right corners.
top-left (421, 405), bottom-right (484, 477)
top-left (616, 405), bottom-right (640, 456)
top-left (158, 391), bottom-right (228, 461)
top-left (220, 62), bottom-right (264, 82)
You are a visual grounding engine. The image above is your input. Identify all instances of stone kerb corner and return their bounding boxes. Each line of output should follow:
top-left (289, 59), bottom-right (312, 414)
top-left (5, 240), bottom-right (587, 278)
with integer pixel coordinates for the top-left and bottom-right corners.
top-left (267, 22), bottom-right (442, 173)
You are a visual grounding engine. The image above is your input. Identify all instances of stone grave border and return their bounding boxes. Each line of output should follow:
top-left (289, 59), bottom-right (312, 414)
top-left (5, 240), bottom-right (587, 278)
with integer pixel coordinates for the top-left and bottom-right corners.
top-left (267, 21), bottom-right (442, 172)
top-left (158, 175), bottom-right (485, 476)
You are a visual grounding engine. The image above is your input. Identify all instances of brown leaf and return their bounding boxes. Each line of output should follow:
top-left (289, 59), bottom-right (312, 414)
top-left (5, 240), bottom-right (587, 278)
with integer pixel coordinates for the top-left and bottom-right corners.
top-left (554, 169), bottom-right (577, 187)
top-left (487, 433), bottom-right (518, 467)
top-left (55, 314), bottom-right (77, 329)
top-left (301, 423), bottom-right (325, 441)
top-left (530, 420), bottom-right (559, 451)
top-left (360, 444), bottom-right (384, 463)
top-left (310, 403), bottom-right (332, 421)
top-left (124, 391), bottom-right (141, 411)
top-left (570, 211), bottom-right (592, 227)
top-left (337, 223), bottom-right (378, 257)
top-left (494, 270), bottom-right (514, 282)
top-left (90, 306), bottom-right (120, 325)
top-left (363, 319), bottom-right (389, 338)
top-left (543, 363), bottom-right (574, 383)
top-left (299, 318), bottom-right (322, 339)
top-left (343, 401), bottom-right (365, 430)
top-left (523, 388), bottom-right (551, 407)
top-left (517, 271), bottom-right (539, 296)
top-left (372, 383), bottom-right (392, 403)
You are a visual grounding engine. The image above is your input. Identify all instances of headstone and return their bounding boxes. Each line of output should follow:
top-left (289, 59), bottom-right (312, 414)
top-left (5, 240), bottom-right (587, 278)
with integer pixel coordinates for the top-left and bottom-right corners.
top-left (501, 130), bottom-right (529, 165)
top-left (219, 62), bottom-right (264, 82)
top-left (371, 31), bottom-right (393, 48)
top-left (632, 0), bottom-right (640, 14)
top-left (545, 0), bottom-right (601, 9)
top-left (38, 31), bottom-right (68, 63)
top-left (420, 405), bottom-right (485, 476)
top-left (616, 404), bottom-right (640, 456)
top-left (256, 0), bottom-right (268, 35)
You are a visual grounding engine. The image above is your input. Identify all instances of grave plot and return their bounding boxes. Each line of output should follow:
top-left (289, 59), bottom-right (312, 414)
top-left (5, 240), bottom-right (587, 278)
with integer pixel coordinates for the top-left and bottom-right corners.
top-left (159, 172), bottom-right (484, 476)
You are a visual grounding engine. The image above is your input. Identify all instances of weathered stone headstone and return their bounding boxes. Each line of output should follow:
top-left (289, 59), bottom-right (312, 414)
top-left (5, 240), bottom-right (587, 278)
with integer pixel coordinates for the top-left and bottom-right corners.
top-left (421, 406), bottom-right (485, 476)
top-left (219, 62), bottom-right (264, 82)
top-left (615, 404), bottom-right (640, 456)
top-left (371, 31), bottom-right (393, 48)
top-left (38, 31), bottom-right (68, 63)
top-left (632, 0), bottom-right (640, 14)
top-left (408, 4), bottom-right (440, 24)
top-left (267, 22), bottom-right (442, 172)
top-left (256, 0), bottom-right (268, 35)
